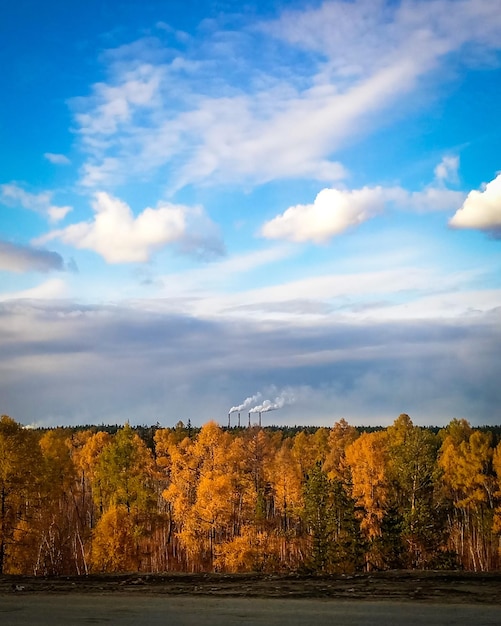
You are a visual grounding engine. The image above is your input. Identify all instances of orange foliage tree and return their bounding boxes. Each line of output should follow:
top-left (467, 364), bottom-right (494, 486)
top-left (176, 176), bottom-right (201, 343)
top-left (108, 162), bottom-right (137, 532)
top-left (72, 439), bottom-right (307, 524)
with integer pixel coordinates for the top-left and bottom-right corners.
top-left (345, 430), bottom-right (390, 570)
top-left (0, 416), bottom-right (42, 573)
top-left (1, 413), bottom-right (500, 574)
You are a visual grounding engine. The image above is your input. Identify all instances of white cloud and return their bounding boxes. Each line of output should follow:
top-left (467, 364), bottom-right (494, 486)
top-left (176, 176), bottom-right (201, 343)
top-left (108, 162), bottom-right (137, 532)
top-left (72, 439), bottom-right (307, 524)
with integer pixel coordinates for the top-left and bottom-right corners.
top-left (260, 181), bottom-right (464, 243)
top-left (434, 155), bottom-right (459, 184)
top-left (70, 1), bottom-right (501, 191)
top-left (44, 153), bottom-right (71, 165)
top-left (172, 59), bottom-right (414, 190)
top-left (37, 192), bottom-right (222, 263)
top-left (262, 0), bottom-right (501, 75)
top-left (0, 183), bottom-right (72, 223)
top-left (404, 187), bottom-right (465, 213)
top-left (449, 173), bottom-right (501, 232)
top-left (151, 256), bottom-right (488, 324)
top-left (366, 289), bottom-right (501, 321)
top-left (1, 184), bottom-right (51, 210)
top-left (261, 186), bottom-right (388, 243)
top-left (79, 158), bottom-right (121, 188)
top-left (221, 265), bottom-right (484, 317)
top-left (151, 245), bottom-right (296, 300)
top-left (74, 63), bottom-right (163, 136)
top-left (47, 206), bottom-right (73, 222)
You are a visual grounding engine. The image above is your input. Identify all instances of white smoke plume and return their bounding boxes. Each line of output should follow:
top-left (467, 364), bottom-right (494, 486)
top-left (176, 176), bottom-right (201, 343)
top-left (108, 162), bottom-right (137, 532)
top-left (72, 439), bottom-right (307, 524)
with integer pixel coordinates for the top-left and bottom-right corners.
top-left (249, 389), bottom-right (296, 413)
top-left (229, 392), bottom-right (262, 414)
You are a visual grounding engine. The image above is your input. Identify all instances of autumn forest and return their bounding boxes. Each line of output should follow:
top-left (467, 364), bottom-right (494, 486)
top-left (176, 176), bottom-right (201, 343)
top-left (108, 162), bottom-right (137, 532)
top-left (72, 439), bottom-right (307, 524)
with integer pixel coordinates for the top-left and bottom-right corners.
top-left (1, 414), bottom-right (501, 576)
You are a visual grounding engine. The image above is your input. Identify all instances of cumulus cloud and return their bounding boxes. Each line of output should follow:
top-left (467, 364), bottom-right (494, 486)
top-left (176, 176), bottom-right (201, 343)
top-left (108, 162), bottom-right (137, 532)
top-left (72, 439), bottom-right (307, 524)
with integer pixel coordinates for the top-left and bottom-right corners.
top-left (44, 153), bottom-right (71, 165)
top-left (261, 186), bottom-right (388, 243)
top-left (261, 181), bottom-right (464, 243)
top-left (37, 191), bottom-right (223, 263)
top-left (449, 174), bottom-right (501, 234)
top-left (0, 183), bottom-right (72, 223)
top-left (0, 240), bottom-right (65, 273)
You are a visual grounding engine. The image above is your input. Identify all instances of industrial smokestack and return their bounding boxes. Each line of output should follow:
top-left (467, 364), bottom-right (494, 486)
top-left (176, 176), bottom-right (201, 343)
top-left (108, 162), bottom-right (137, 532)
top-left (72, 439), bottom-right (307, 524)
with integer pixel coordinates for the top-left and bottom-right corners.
top-left (238, 412), bottom-right (241, 428)
top-left (248, 412), bottom-right (251, 427)
top-left (228, 413), bottom-right (231, 428)
top-left (259, 411), bottom-right (262, 427)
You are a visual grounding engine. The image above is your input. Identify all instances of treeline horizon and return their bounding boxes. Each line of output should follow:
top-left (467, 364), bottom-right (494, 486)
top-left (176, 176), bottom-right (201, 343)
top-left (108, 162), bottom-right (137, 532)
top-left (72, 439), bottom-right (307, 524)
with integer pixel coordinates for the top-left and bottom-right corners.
top-left (1, 413), bottom-right (501, 576)
top-left (29, 420), bottom-right (501, 445)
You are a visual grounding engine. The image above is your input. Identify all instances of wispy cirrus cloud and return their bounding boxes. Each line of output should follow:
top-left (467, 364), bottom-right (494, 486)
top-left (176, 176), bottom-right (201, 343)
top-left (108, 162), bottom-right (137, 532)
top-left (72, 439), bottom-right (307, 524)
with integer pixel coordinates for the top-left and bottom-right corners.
top-left (74, 63), bottom-right (164, 138)
top-left (44, 153), bottom-right (71, 165)
top-left (0, 183), bottom-right (72, 223)
top-left (434, 155), bottom-right (460, 184)
top-left (260, 0), bottom-right (501, 77)
top-left (150, 254), bottom-right (494, 325)
top-left (37, 191), bottom-right (224, 263)
top-left (71, 0), bottom-right (501, 193)
top-left (0, 278), bottom-right (67, 301)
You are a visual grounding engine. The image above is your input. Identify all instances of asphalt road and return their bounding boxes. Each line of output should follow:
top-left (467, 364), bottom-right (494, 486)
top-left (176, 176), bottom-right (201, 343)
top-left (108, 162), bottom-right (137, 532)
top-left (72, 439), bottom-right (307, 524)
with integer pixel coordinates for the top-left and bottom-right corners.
top-left (1, 595), bottom-right (500, 626)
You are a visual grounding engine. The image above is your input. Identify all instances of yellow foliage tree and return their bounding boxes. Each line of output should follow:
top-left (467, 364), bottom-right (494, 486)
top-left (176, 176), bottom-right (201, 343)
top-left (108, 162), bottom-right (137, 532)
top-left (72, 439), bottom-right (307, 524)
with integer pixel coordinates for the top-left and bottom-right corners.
top-left (91, 505), bottom-right (138, 572)
top-left (345, 430), bottom-right (389, 569)
top-left (163, 422), bottom-right (259, 570)
top-left (323, 419), bottom-right (359, 481)
top-left (439, 423), bottom-right (496, 570)
top-left (492, 442), bottom-right (501, 544)
top-left (33, 430), bottom-right (79, 574)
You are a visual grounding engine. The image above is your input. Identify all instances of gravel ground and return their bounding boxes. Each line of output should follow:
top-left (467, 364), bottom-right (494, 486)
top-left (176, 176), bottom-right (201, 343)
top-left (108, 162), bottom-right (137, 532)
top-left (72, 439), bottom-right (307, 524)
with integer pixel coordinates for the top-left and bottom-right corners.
top-left (1, 570), bottom-right (500, 603)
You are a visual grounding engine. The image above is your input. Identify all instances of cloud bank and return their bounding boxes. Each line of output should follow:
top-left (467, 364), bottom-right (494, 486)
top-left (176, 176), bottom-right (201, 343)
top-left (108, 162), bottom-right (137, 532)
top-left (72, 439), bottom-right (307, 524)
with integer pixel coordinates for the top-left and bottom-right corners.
top-left (1, 300), bottom-right (499, 427)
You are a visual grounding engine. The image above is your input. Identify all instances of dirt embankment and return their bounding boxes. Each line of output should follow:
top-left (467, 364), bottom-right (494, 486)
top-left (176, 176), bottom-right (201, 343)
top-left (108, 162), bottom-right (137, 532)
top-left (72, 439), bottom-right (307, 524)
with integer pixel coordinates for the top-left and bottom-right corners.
top-left (1, 571), bottom-right (500, 604)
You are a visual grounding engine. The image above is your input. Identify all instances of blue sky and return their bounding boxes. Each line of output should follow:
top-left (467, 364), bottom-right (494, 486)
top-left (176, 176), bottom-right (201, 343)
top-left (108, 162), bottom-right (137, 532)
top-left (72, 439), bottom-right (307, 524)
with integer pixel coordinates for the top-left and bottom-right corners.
top-left (1, 0), bottom-right (501, 428)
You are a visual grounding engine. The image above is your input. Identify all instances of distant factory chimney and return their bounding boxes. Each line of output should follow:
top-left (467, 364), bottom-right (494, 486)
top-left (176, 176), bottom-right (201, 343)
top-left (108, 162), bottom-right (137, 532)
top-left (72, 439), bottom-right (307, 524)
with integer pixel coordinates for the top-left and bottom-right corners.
top-left (248, 412), bottom-right (251, 427)
top-left (259, 411), bottom-right (262, 427)
top-left (238, 412), bottom-right (241, 428)
top-left (227, 413), bottom-right (231, 428)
